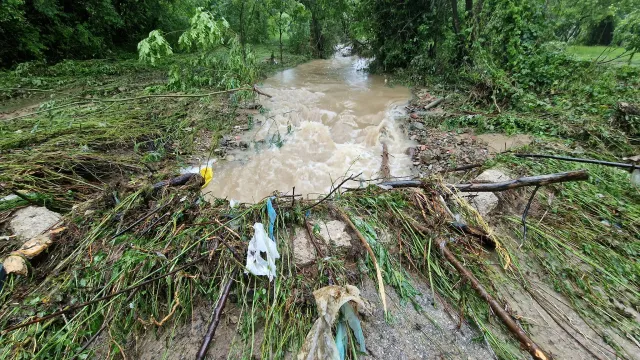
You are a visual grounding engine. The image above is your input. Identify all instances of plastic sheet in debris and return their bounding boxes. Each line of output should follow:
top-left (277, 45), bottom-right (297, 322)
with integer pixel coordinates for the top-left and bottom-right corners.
top-left (245, 223), bottom-right (280, 281)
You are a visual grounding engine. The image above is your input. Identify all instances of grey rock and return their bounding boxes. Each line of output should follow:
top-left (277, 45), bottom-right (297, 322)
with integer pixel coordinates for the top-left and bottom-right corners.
top-left (420, 151), bottom-right (434, 164)
top-left (292, 227), bottom-right (318, 266)
top-left (318, 220), bottom-right (352, 250)
top-left (410, 122), bottom-right (425, 131)
top-left (9, 206), bottom-right (62, 241)
top-left (462, 169), bottom-right (510, 218)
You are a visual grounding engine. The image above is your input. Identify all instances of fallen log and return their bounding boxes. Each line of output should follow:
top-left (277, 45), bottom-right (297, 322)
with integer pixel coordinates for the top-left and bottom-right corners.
top-left (439, 240), bottom-right (551, 360)
top-left (196, 269), bottom-right (237, 360)
top-left (379, 170), bottom-right (588, 192)
top-left (424, 97), bottom-right (445, 110)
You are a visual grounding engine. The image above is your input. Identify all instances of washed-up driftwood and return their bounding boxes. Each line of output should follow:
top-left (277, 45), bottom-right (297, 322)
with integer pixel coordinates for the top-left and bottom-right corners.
top-left (380, 170), bottom-right (588, 192)
top-left (439, 240), bottom-right (551, 360)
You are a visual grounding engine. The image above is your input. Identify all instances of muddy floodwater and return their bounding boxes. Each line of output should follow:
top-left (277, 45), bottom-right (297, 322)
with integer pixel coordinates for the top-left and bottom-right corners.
top-left (203, 55), bottom-right (413, 203)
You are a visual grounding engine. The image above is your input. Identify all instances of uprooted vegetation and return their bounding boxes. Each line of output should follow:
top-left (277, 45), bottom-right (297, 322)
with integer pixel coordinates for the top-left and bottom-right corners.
top-left (1, 149), bottom-right (639, 359)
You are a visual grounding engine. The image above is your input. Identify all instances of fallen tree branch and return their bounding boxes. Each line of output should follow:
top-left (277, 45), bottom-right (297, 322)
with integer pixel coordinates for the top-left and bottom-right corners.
top-left (196, 269), bottom-right (237, 360)
top-left (252, 85), bottom-right (273, 98)
top-left (301, 173), bottom-right (362, 212)
top-left (334, 207), bottom-right (387, 316)
top-left (424, 97), bottom-right (445, 110)
top-left (379, 170), bottom-right (588, 192)
top-left (515, 154), bottom-right (636, 171)
top-left (438, 240), bottom-right (551, 360)
top-left (1, 251), bottom-right (213, 334)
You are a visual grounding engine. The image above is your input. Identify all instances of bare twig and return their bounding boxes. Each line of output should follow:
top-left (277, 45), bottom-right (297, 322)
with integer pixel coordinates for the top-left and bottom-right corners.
top-left (196, 269), bottom-right (237, 360)
top-left (520, 186), bottom-right (540, 248)
top-left (439, 163), bottom-right (483, 173)
top-left (439, 240), bottom-right (551, 360)
top-left (304, 218), bottom-right (325, 258)
top-left (301, 173), bottom-right (362, 212)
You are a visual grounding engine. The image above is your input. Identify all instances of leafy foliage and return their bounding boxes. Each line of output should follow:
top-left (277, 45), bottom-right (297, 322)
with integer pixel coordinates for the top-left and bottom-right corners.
top-left (137, 30), bottom-right (173, 65)
top-left (137, 7), bottom-right (257, 90)
top-left (614, 9), bottom-right (640, 63)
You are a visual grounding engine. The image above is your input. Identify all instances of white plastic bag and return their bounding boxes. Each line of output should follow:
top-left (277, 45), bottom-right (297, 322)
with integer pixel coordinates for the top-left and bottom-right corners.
top-left (245, 223), bottom-right (280, 281)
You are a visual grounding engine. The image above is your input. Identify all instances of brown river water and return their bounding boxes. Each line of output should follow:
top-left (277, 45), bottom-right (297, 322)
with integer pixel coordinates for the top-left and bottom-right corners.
top-left (203, 55), bottom-right (414, 203)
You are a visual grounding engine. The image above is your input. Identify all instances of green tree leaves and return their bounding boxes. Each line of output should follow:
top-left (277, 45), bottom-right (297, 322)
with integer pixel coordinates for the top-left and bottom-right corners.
top-left (137, 30), bottom-right (173, 65)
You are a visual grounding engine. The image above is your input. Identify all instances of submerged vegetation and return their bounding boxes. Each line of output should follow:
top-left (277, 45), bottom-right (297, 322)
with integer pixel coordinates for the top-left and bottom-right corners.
top-left (1, 0), bottom-right (639, 359)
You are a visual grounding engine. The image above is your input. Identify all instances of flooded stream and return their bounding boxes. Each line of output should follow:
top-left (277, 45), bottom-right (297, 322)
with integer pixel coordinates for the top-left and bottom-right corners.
top-left (203, 55), bottom-right (413, 203)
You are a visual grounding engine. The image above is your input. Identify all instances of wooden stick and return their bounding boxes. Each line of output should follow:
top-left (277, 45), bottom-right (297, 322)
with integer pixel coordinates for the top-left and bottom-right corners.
top-left (304, 218), bottom-right (325, 258)
top-left (424, 97), bottom-right (445, 110)
top-left (334, 207), bottom-right (387, 315)
top-left (379, 170), bottom-right (588, 192)
top-left (196, 269), bottom-right (237, 360)
top-left (301, 173), bottom-right (362, 212)
top-left (438, 240), bottom-right (551, 360)
top-left (515, 154), bottom-right (636, 171)
top-left (380, 142), bottom-right (390, 181)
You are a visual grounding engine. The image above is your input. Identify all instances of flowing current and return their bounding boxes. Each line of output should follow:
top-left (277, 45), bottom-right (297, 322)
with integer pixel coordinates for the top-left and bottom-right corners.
top-left (203, 55), bottom-right (413, 203)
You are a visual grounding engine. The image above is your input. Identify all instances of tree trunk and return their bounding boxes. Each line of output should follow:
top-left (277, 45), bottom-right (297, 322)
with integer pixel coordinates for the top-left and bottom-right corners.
top-left (465, 0), bottom-right (473, 17)
top-left (239, 0), bottom-right (247, 61)
top-left (450, 0), bottom-right (461, 35)
top-left (450, 0), bottom-right (465, 63)
top-left (279, 11), bottom-right (284, 63)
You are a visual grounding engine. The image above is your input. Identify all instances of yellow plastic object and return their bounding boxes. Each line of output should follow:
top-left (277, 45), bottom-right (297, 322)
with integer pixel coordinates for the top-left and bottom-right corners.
top-left (200, 167), bottom-right (213, 188)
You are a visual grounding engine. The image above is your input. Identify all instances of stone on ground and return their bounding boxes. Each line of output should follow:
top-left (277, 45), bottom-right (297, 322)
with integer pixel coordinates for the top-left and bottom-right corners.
top-left (463, 169), bottom-right (510, 218)
top-left (318, 220), bottom-right (352, 250)
top-left (292, 227), bottom-right (318, 266)
top-left (9, 206), bottom-right (62, 241)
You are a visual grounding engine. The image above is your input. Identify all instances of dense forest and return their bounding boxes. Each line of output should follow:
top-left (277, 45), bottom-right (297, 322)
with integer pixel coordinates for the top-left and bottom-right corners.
top-left (2, 0), bottom-right (640, 112)
top-left (0, 1), bottom-right (639, 360)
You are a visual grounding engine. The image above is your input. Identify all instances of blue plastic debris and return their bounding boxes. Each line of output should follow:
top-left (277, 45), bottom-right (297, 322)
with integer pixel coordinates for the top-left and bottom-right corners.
top-left (267, 197), bottom-right (277, 240)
